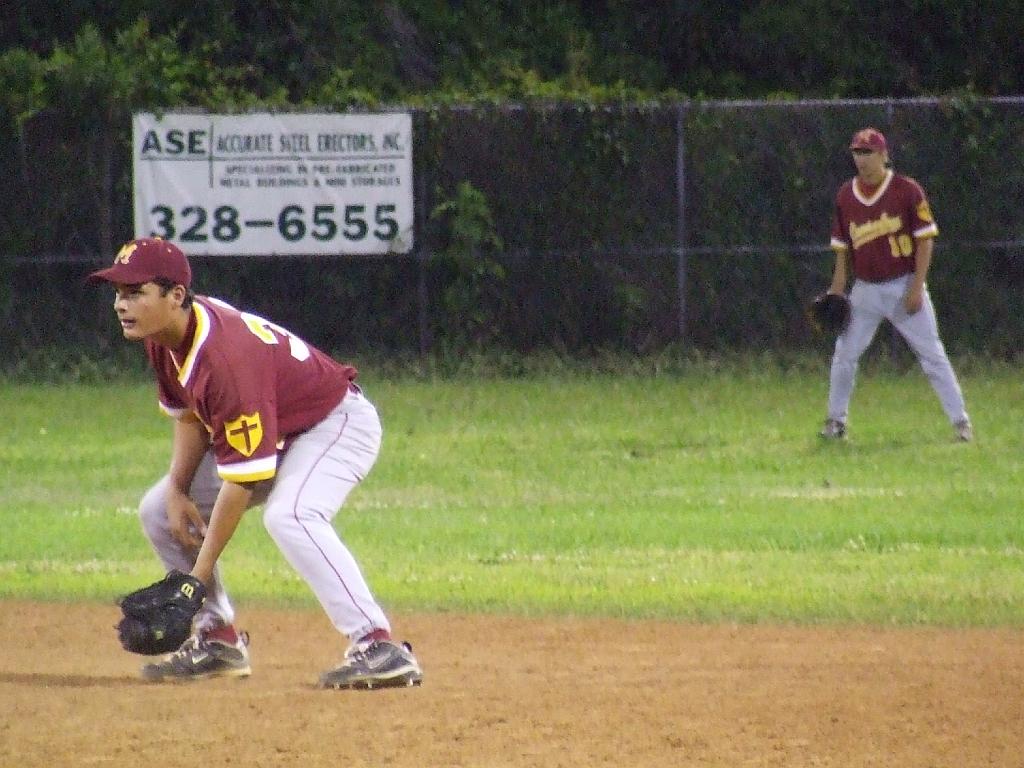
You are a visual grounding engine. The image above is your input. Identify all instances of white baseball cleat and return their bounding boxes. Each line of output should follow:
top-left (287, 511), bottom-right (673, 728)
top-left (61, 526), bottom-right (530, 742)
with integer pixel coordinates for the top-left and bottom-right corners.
top-left (819, 418), bottom-right (847, 439)
top-left (954, 419), bottom-right (973, 442)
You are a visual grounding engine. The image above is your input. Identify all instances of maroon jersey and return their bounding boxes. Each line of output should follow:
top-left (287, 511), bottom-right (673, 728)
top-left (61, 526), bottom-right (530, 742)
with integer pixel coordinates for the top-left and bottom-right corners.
top-left (829, 170), bottom-right (939, 282)
top-left (146, 296), bottom-right (355, 482)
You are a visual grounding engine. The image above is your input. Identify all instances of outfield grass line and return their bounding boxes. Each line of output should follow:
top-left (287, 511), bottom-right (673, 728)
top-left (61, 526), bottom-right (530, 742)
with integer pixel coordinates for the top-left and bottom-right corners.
top-left (761, 486), bottom-right (908, 500)
top-left (0, 559), bottom-right (153, 575)
top-left (56, 506), bottom-right (139, 518)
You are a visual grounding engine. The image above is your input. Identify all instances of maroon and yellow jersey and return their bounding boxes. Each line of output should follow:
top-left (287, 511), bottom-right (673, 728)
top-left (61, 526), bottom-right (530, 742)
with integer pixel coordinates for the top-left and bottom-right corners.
top-left (829, 170), bottom-right (939, 282)
top-left (145, 296), bottom-right (355, 483)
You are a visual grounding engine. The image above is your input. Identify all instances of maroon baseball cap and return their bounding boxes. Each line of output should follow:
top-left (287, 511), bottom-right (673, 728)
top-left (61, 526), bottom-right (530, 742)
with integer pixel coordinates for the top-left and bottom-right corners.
top-left (849, 127), bottom-right (888, 153)
top-left (87, 238), bottom-right (191, 287)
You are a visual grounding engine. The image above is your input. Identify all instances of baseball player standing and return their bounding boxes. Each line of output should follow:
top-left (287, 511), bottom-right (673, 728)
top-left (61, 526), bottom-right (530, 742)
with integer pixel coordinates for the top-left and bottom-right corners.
top-left (88, 237), bottom-right (422, 689)
top-left (819, 127), bottom-right (972, 442)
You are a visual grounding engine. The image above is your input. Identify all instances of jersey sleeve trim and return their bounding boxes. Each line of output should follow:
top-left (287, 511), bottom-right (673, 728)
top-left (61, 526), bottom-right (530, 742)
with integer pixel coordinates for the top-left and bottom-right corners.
top-left (830, 237), bottom-right (849, 251)
top-left (217, 455), bottom-right (277, 483)
top-left (159, 401), bottom-right (191, 419)
top-left (912, 223), bottom-right (939, 239)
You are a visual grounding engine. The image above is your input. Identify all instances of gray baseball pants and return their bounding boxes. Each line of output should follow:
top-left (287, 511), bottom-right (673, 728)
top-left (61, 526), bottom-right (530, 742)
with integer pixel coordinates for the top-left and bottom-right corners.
top-left (827, 274), bottom-right (968, 425)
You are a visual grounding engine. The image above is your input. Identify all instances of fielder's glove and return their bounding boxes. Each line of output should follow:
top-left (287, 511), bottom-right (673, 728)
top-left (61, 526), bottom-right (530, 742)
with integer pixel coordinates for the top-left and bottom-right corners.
top-left (116, 570), bottom-right (206, 655)
top-left (807, 292), bottom-right (851, 336)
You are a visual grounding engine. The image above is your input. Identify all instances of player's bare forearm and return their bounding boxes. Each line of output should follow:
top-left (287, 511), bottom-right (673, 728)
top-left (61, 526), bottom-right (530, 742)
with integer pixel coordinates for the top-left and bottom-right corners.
top-left (168, 414), bottom-right (210, 494)
top-left (912, 237), bottom-right (934, 289)
top-left (904, 237), bottom-right (934, 314)
top-left (191, 480), bottom-right (254, 586)
top-left (164, 417), bottom-right (212, 548)
top-left (829, 248), bottom-right (850, 293)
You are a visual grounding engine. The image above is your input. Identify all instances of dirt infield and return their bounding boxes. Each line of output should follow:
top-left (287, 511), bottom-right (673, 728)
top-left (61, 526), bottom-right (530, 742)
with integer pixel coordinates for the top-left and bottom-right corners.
top-left (1, 602), bottom-right (1021, 767)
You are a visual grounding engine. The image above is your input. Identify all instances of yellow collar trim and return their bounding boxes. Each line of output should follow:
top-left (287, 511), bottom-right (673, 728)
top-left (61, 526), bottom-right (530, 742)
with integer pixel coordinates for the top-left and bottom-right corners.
top-left (176, 302), bottom-right (210, 386)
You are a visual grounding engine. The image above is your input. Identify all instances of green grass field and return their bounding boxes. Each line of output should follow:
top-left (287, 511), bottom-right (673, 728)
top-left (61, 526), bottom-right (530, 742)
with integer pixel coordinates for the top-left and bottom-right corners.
top-left (2, 360), bottom-right (1022, 626)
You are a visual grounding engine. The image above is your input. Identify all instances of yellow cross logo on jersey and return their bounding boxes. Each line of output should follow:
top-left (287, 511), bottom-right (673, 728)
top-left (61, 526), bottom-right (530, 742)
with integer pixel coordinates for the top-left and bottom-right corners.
top-left (916, 199), bottom-right (934, 223)
top-left (114, 241), bottom-right (138, 265)
top-left (225, 412), bottom-right (264, 457)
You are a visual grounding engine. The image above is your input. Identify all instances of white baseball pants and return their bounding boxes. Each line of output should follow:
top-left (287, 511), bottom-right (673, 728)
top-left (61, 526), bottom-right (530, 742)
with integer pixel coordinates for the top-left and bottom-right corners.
top-left (138, 389), bottom-right (390, 642)
top-left (827, 274), bottom-right (968, 425)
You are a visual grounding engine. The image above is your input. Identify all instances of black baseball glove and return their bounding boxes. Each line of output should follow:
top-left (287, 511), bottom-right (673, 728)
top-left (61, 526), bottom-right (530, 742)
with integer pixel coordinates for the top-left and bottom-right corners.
top-left (807, 292), bottom-right (851, 335)
top-left (116, 570), bottom-right (206, 655)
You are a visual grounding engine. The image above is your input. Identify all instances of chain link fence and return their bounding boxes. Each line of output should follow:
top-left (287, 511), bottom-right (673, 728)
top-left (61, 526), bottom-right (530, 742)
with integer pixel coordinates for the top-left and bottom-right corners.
top-left (2, 97), bottom-right (1023, 362)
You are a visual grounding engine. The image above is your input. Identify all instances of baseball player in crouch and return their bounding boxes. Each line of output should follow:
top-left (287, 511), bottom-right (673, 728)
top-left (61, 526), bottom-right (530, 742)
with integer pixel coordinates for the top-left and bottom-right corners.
top-left (819, 127), bottom-right (972, 442)
top-left (89, 237), bottom-right (422, 689)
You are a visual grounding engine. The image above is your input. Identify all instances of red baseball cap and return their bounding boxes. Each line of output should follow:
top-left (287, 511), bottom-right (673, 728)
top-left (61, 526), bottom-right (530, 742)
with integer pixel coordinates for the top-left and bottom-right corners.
top-left (87, 238), bottom-right (191, 287)
top-left (849, 127), bottom-right (888, 153)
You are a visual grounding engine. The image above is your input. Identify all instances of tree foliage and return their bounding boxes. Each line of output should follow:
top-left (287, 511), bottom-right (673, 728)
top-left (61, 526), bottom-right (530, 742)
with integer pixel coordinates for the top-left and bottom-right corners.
top-left (3, 0), bottom-right (1024, 104)
top-left (2, 2), bottom-right (1024, 360)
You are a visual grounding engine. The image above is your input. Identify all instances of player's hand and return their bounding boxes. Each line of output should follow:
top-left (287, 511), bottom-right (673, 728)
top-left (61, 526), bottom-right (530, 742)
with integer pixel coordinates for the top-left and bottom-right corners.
top-left (903, 286), bottom-right (924, 315)
top-left (166, 489), bottom-right (207, 549)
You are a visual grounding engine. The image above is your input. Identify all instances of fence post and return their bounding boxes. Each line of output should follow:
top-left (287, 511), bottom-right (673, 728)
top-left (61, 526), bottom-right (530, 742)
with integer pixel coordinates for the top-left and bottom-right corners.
top-left (413, 110), bottom-right (432, 357)
top-left (674, 102), bottom-right (689, 342)
top-left (417, 249), bottom-right (431, 356)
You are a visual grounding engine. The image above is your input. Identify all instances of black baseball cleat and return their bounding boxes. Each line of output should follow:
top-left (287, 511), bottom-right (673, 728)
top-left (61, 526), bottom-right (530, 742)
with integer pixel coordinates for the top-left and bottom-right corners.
top-left (318, 639), bottom-right (423, 690)
top-left (141, 627), bottom-right (251, 682)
